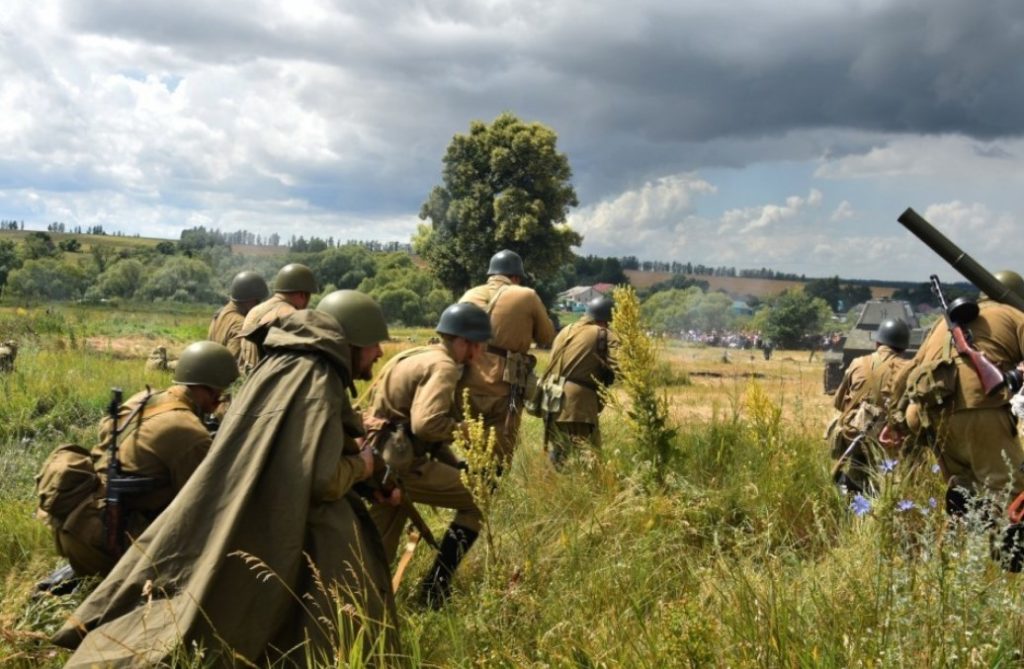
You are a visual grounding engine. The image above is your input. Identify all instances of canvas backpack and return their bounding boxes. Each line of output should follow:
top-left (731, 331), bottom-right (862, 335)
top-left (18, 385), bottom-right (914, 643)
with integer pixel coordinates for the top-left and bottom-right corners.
top-left (35, 444), bottom-right (99, 522)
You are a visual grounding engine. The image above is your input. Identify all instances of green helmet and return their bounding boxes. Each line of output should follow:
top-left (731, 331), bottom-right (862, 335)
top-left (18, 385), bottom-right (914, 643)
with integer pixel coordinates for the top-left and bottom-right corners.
top-left (316, 290), bottom-right (390, 347)
top-left (586, 295), bottom-right (614, 322)
top-left (174, 341), bottom-right (239, 389)
top-left (987, 270), bottom-right (1024, 302)
top-left (874, 319), bottom-right (910, 350)
top-left (230, 271), bottom-right (269, 302)
top-left (274, 263), bottom-right (318, 294)
top-left (436, 303), bottom-right (492, 342)
top-left (487, 249), bottom-right (525, 277)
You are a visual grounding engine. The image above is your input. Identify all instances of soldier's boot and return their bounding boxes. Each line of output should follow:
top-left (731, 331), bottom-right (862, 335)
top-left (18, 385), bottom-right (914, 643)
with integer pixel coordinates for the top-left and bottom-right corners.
top-left (34, 563), bottom-right (79, 596)
top-left (418, 523), bottom-right (478, 610)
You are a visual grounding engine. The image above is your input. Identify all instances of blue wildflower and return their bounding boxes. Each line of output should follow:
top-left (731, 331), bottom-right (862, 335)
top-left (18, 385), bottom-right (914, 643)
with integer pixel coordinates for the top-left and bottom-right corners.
top-left (880, 458), bottom-right (898, 474)
top-left (929, 497), bottom-right (937, 508)
top-left (897, 499), bottom-right (915, 512)
top-left (850, 494), bottom-right (872, 517)
top-left (931, 463), bottom-right (941, 474)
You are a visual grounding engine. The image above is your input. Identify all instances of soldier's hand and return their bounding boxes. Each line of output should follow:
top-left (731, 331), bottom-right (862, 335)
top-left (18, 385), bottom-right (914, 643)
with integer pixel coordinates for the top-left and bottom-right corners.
top-left (358, 446), bottom-right (375, 481)
top-left (373, 487), bottom-right (402, 507)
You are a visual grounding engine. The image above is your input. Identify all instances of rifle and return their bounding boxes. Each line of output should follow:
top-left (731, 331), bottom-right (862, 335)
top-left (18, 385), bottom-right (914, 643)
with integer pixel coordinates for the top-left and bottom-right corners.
top-left (104, 387), bottom-right (158, 557)
top-left (353, 449), bottom-right (439, 551)
top-left (929, 275), bottom-right (1005, 395)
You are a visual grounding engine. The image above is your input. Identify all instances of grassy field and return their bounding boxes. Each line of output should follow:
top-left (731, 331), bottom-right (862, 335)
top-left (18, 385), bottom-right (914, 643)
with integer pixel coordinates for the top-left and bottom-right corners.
top-left (624, 269), bottom-right (899, 300)
top-left (0, 302), bottom-right (1020, 667)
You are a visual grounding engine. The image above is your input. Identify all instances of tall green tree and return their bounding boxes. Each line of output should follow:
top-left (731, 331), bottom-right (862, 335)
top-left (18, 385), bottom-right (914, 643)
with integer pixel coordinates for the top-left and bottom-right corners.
top-left (416, 112), bottom-right (581, 295)
top-left (754, 289), bottom-right (833, 348)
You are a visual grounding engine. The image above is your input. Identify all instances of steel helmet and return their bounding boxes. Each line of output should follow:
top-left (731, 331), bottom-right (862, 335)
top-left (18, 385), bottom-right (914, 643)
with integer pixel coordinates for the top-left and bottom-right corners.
top-left (586, 295), bottom-right (614, 322)
top-left (316, 290), bottom-right (390, 347)
top-left (981, 270), bottom-right (1024, 303)
top-left (274, 263), bottom-right (318, 294)
top-left (436, 303), bottom-right (492, 342)
top-left (174, 341), bottom-right (239, 389)
top-left (230, 271), bottom-right (269, 302)
top-left (487, 249), bottom-right (525, 277)
top-left (874, 319), bottom-right (910, 350)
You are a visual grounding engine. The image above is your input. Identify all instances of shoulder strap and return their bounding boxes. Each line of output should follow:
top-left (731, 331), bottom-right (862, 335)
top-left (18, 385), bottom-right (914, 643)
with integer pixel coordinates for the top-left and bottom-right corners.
top-left (359, 347), bottom-right (435, 406)
top-left (485, 285), bottom-right (510, 315)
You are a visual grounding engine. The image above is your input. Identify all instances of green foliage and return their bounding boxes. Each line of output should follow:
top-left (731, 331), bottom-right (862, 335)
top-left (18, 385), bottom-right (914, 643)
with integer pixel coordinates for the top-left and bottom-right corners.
top-left (20, 232), bottom-right (60, 261)
top-left (137, 257), bottom-right (221, 303)
top-left (5, 259), bottom-right (94, 301)
top-left (417, 112), bottom-right (581, 294)
top-left (642, 286), bottom-right (737, 333)
top-left (755, 288), bottom-right (833, 348)
top-left (804, 275), bottom-right (872, 312)
top-left (314, 245), bottom-right (377, 290)
top-left (0, 240), bottom-right (22, 288)
top-left (605, 285), bottom-right (677, 486)
top-left (86, 258), bottom-right (146, 300)
top-left (358, 254), bottom-right (452, 326)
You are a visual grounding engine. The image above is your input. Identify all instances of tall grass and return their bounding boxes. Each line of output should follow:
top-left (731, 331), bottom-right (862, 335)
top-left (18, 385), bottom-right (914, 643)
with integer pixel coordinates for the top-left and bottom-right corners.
top-left (3, 305), bottom-right (1024, 667)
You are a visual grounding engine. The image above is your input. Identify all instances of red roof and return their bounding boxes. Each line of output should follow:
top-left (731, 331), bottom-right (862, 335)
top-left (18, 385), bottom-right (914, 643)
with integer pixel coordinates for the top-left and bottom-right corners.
top-left (593, 283), bottom-right (614, 294)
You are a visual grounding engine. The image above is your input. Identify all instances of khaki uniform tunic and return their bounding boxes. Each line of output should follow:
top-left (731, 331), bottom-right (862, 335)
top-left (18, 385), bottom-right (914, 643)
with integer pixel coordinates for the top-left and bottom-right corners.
top-left (541, 316), bottom-right (617, 455)
top-left (237, 294), bottom-right (296, 374)
top-left (900, 300), bottom-right (1024, 496)
top-left (207, 301), bottom-right (246, 360)
top-left (56, 385), bottom-right (210, 576)
top-left (364, 344), bottom-right (482, 559)
top-left (829, 346), bottom-right (909, 487)
top-left (459, 275), bottom-right (555, 462)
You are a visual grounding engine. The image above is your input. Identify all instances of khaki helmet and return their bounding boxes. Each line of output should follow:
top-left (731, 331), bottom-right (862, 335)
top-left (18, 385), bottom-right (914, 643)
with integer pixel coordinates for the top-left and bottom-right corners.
top-left (274, 263), bottom-right (318, 294)
top-left (230, 271), bottom-right (269, 302)
top-left (487, 249), bottom-right (525, 277)
top-left (874, 319), bottom-right (910, 350)
top-left (316, 290), bottom-right (390, 347)
top-left (174, 341), bottom-right (239, 389)
top-left (436, 303), bottom-right (492, 342)
top-left (586, 295), bottom-right (614, 322)
top-left (982, 270), bottom-right (1024, 302)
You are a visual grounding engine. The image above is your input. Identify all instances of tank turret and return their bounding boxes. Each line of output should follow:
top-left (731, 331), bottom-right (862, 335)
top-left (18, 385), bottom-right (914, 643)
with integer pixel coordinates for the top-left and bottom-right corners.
top-left (823, 299), bottom-right (929, 394)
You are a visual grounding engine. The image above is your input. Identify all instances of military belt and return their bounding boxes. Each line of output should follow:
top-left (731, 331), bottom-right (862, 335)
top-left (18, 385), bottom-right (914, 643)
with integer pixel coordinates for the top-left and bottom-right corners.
top-left (487, 344), bottom-right (510, 357)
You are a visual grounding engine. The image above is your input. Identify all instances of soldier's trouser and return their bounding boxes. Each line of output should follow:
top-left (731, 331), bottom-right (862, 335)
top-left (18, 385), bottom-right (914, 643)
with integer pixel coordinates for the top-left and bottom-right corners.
top-left (941, 408), bottom-right (1024, 500)
top-left (468, 392), bottom-right (521, 467)
top-left (545, 421), bottom-right (601, 468)
top-left (55, 527), bottom-right (114, 577)
top-left (369, 459), bottom-right (483, 562)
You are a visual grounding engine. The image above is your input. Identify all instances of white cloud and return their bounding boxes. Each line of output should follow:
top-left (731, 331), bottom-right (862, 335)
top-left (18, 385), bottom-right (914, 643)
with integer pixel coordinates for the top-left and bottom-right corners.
top-left (719, 188), bottom-right (823, 235)
top-left (568, 173), bottom-right (716, 256)
top-left (830, 200), bottom-right (854, 221)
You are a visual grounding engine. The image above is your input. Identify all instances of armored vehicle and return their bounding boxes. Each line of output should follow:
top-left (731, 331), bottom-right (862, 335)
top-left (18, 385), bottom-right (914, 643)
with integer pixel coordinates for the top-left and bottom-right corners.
top-left (823, 299), bottom-right (929, 394)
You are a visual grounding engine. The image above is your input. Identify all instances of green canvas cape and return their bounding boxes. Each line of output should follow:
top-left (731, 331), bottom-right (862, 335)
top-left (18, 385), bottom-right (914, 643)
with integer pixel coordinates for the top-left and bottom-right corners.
top-left (54, 310), bottom-right (400, 667)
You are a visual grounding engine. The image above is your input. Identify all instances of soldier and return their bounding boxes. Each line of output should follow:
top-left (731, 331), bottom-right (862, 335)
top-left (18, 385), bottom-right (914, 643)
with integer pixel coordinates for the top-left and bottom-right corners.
top-left (237, 262), bottom-right (317, 374)
top-left (459, 249), bottom-right (555, 468)
top-left (208, 270), bottom-right (269, 362)
top-left (891, 270), bottom-right (1024, 514)
top-left (366, 302), bottom-right (492, 608)
top-left (55, 291), bottom-right (401, 667)
top-left (47, 341), bottom-right (238, 578)
top-left (537, 295), bottom-right (618, 468)
top-left (828, 319), bottom-right (911, 493)
top-left (0, 339), bottom-right (17, 373)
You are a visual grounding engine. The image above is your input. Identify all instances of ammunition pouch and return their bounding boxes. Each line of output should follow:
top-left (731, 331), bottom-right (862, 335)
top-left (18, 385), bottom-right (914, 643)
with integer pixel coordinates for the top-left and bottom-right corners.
top-left (526, 375), bottom-right (566, 418)
top-left (35, 444), bottom-right (99, 523)
top-left (503, 351), bottom-right (537, 412)
top-left (902, 348), bottom-right (958, 429)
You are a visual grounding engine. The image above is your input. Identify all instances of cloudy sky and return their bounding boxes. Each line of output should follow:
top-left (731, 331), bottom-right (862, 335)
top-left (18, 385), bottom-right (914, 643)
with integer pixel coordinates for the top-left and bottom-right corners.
top-left (1, 0), bottom-right (1022, 281)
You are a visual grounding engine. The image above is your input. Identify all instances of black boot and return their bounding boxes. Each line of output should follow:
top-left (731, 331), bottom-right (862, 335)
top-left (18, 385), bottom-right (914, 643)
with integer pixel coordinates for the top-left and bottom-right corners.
top-left (34, 563), bottom-right (79, 596)
top-left (418, 523), bottom-right (478, 610)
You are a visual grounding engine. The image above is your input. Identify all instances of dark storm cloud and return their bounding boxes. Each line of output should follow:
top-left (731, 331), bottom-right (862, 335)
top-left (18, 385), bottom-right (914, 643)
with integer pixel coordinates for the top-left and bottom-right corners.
top-left (15, 0), bottom-right (1024, 231)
